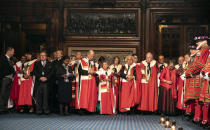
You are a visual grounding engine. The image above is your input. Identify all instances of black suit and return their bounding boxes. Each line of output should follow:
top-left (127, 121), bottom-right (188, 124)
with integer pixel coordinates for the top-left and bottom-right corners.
top-left (0, 55), bottom-right (15, 112)
top-left (49, 59), bottom-right (63, 113)
top-left (33, 60), bottom-right (53, 114)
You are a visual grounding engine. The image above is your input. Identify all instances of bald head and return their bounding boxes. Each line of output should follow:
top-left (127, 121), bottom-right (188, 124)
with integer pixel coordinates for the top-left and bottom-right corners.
top-left (76, 51), bottom-right (82, 60)
top-left (178, 56), bottom-right (184, 65)
top-left (126, 55), bottom-right (133, 65)
top-left (87, 50), bottom-right (95, 60)
top-left (146, 52), bottom-right (153, 63)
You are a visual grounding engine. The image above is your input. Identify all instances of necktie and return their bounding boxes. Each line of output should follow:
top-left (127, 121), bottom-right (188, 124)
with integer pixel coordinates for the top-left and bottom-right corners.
top-left (7, 57), bottom-right (13, 66)
top-left (127, 65), bottom-right (130, 74)
top-left (88, 60), bottom-right (91, 67)
top-left (42, 61), bottom-right (46, 67)
top-left (22, 63), bottom-right (24, 69)
top-left (147, 63), bottom-right (151, 75)
top-left (160, 64), bottom-right (164, 72)
top-left (179, 64), bottom-right (183, 69)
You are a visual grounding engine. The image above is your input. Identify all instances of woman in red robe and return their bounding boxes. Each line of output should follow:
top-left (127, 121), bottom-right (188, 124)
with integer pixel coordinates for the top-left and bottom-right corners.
top-left (158, 60), bottom-right (178, 115)
top-left (17, 59), bottom-right (37, 113)
top-left (96, 61), bottom-right (116, 115)
top-left (109, 56), bottom-right (122, 112)
top-left (10, 56), bottom-right (27, 110)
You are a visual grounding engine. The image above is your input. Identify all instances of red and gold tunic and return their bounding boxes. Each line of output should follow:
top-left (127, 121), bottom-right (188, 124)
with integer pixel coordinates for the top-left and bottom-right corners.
top-left (184, 55), bottom-right (203, 102)
top-left (199, 54), bottom-right (210, 103)
top-left (186, 47), bottom-right (209, 77)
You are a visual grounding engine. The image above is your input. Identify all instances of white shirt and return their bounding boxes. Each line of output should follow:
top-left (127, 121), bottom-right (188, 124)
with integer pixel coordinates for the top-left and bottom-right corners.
top-left (5, 54), bottom-right (10, 61)
top-left (41, 61), bottom-right (46, 66)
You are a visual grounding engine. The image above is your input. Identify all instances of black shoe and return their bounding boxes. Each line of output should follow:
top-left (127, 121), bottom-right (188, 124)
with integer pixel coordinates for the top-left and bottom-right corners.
top-left (78, 110), bottom-right (85, 115)
top-left (36, 111), bottom-right (42, 115)
top-left (206, 124), bottom-right (210, 129)
top-left (185, 114), bottom-right (193, 121)
top-left (44, 110), bottom-right (50, 115)
top-left (0, 111), bottom-right (7, 114)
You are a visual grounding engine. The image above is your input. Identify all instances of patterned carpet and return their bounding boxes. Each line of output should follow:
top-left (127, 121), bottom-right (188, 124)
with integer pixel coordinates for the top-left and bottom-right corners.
top-left (0, 113), bottom-right (204, 130)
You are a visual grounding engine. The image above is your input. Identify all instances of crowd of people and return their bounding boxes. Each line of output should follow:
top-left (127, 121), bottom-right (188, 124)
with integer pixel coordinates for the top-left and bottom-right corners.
top-left (0, 34), bottom-right (209, 129)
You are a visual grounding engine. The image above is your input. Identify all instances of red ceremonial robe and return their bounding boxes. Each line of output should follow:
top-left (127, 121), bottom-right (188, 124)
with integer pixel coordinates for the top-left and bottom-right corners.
top-left (175, 62), bottom-right (188, 110)
top-left (119, 63), bottom-right (137, 112)
top-left (69, 62), bottom-right (76, 108)
top-left (137, 60), bottom-right (159, 112)
top-left (18, 59), bottom-right (37, 106)
top-left (96, 68), bottom-right (115, 115)
top-left (199, 54), bottom-right (210, 123)
top-left (133, 63), bottom-right (141, 106)
top-left (159, 67), bottom-right (178, 100)
top-left (109, 64), bottom-right (122, 110)
top-left (199, 52), bottom-right (210, 103)
top-left (77, 58), bottom-right (97, 112)
top-left (10, 61), bottom-right (23, 108)
top-left (158, 67), bottom-right (178, 114)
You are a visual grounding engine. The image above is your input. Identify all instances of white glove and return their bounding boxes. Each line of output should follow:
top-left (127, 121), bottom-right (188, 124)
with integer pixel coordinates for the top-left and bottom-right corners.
top-left (200, 73), bottom-right (204, 79)
top-left (180, 74), bottom-right (186, 81)
top-left (200, 72), bottom-right (209, 81)
top-left (204, 72), bottom-right (209, 81)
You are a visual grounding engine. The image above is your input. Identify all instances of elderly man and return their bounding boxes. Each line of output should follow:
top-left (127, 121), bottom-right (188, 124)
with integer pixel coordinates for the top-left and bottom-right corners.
top-left (72, 52), bottom-right (82, 109)
top-left (175, 56), bottom-right (188, 110)
top-left (119, 55), bottom-right (139, 113)
top-left (175, 56), bottom-right (185, 70)
top-left (137, 52), bottom-right (159, 112)
top-left (78, 50), bottom-right (97, 113)
top-left (185, 34), bottom-right (209, 125)
top-left (158, 55), bottom-right (168, 72)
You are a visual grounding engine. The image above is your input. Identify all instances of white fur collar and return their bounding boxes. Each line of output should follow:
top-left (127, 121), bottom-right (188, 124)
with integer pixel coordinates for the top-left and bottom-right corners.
top-left (110, 64), bottom-right (122, 72)
top-left (16, 61), bottom-right (22, 68)
top-left (142, 60), bottom-right (156, 67)
top-left (125, 63), bottom-right (136, 69)
top-left (83, 57), bottom-right (89, 63)
top-left (97, 68), bottom-right (112, 76)
top-left (159, 63), bottom-right (168, 67)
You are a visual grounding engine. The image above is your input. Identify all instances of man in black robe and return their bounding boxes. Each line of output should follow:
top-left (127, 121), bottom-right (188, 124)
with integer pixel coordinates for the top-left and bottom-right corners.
top-left (50, 50), bottom-right (63, 113)
top-left (33, 51), bottom-right (53, 114)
